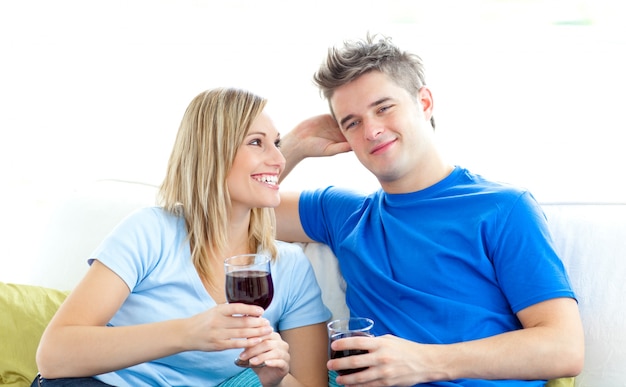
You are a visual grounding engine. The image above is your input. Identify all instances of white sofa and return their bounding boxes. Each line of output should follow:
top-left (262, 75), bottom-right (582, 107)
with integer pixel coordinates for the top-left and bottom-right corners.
top-left (7, 180), bottom-right (626, 386)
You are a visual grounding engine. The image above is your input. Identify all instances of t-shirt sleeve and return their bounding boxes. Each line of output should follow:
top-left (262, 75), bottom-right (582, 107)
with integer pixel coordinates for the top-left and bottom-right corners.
top-left (88, 207), bottom-right (164, 291)
top-left (274, 243), bottom-right (332, 331)
top-left (493, 191), bottom-right (576, 312)
top-left (299, 187), bottom-right (364, 249)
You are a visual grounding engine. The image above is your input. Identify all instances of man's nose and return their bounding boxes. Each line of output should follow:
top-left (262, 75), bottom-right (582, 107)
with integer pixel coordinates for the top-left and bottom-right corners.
top-left (363, 118), bottom-right (384, 141)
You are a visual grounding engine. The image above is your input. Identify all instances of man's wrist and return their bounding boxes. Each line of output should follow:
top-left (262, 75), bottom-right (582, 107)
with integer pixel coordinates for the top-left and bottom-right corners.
top-left (278, 132), bottom-right (304, 183)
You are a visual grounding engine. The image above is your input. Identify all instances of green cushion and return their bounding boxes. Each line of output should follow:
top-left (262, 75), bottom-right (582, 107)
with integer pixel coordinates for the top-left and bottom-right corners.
top-left (0, 282), bottom-right (68, 387)
top-left (547, 377), bottom-right (575, 387)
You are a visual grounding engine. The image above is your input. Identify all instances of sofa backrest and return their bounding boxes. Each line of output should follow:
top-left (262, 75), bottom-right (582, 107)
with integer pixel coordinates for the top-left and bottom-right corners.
top-left (30, 180), bottom-right (158, 290)
top-left (28, 180), bottom-right (626, 386)
top-left (541, 203), bottom-right (626, 386)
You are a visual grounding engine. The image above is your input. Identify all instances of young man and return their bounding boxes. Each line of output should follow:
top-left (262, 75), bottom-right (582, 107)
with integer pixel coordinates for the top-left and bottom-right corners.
top-left (275, 34), bottom-right (584, 386)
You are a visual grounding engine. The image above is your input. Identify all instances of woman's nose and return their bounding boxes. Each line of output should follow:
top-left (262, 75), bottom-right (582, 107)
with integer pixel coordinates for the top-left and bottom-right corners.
top-left (271, 145), bottom-right (286, 168)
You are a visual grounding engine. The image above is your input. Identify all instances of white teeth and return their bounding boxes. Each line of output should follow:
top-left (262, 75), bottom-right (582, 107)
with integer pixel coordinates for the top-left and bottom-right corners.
top-left (255, 175), bottom-right (278, 185)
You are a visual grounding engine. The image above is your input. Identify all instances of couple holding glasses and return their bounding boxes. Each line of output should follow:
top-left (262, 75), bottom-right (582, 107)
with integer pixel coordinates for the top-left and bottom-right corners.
top-left (33, 34), bottom-right (583, 387)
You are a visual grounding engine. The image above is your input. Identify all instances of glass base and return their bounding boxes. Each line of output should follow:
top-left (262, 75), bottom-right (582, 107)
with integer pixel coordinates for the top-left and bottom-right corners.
top-left (234, 358), bottom-right (266, 368)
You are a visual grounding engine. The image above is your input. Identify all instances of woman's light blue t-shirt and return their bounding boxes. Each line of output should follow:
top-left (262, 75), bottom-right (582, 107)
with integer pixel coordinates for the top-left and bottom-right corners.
top-left (88, 207), bottom-right (331, 387)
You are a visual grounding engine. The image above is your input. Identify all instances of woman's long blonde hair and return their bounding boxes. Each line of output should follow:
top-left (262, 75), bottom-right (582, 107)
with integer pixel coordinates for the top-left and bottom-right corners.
top-left (158, 88), bottom-right (278, 282)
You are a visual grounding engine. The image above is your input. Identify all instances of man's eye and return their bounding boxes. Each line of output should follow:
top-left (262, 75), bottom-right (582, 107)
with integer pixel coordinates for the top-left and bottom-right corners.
top-left (378, 105), bottom-right (394, 114)
top-left (345, 120), bottom-right (359, 130)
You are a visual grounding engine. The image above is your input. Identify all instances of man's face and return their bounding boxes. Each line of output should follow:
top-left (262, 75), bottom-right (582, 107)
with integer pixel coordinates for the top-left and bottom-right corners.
top-left (330, 71), bottom-right (434, 192)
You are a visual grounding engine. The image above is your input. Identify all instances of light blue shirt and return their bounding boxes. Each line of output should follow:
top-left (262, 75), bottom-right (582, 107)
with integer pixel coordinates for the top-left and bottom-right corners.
top-left (89, 207), bottom-right (330, 387)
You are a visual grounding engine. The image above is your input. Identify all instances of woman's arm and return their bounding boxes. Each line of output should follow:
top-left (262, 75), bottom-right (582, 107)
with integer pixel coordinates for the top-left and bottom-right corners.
top-left (36, 260), bottom-right (272, 378)
top-left (237, 322), bottom-right (329, 387)
top-left (282, 322), bottom-right (330, 387)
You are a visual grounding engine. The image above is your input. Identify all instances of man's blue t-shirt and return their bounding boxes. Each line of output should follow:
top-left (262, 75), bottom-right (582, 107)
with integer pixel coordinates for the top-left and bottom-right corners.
top-left (299, 166), bottom-right (575, 387)
top-left (88, 207), bottom-right (331, 387)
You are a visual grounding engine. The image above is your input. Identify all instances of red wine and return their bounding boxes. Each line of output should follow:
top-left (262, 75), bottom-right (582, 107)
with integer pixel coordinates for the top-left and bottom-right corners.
top-left (330, 332), bottom-right (370, 375)
top-left (225, 270), bottom-right (274, 309)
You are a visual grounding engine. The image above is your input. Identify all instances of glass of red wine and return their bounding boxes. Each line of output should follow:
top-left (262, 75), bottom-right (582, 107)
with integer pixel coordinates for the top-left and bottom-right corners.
top-left (327, 317), bottom-right (374, 375)
top-left (224, 253), bottom-right (274, 368)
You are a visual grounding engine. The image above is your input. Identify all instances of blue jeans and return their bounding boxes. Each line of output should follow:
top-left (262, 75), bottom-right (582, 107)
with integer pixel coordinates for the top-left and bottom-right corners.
top-left (32, 374), bottom-right (114, 387)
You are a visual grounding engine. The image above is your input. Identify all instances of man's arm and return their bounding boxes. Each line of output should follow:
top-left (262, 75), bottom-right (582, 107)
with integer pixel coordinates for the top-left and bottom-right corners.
top-left (276, 114), bottom-right (351, 243)
top-left (440, 297), bottom-right (584, 381)
top-left (275, 191), bottom-right (311, 243)
top-left (328, 297), bottom-right (584, 386)
top-left (279, 114), bottom-right (351, 182)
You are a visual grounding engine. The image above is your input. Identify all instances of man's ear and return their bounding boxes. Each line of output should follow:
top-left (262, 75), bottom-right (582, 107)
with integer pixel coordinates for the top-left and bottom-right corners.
top-left (418, 86), bottom-right (434, 120)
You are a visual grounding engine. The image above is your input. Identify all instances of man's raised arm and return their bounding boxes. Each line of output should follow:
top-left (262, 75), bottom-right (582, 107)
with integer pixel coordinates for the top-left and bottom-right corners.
top-left (275, 114), bottom-right (351, 243)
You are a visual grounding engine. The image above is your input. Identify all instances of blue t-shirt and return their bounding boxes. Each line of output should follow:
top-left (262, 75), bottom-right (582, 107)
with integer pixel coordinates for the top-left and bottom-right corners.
top-left (88, 207), bottom-right (331, 387)
top-left (299, 166), bottom-right (575, 387)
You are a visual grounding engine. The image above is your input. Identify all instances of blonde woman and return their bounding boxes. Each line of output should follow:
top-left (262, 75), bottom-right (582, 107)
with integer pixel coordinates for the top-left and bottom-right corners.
top-left (34, 88), bottom-right (331, 387)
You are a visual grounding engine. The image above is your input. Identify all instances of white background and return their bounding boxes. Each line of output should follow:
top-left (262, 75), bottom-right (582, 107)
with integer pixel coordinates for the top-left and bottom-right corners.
top-left (1, 0), bottom-right (625, 283)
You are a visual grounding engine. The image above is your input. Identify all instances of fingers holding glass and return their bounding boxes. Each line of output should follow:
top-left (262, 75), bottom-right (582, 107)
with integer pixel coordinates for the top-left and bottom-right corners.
top-left (328, 317), bottom-right (374, 375)
top-left (225, 253), bottom-right (274, 368)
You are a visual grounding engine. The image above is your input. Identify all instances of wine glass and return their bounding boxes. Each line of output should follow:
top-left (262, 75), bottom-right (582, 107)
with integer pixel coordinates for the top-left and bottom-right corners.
top-left (327, 317), bottom-right (374, 375)
top-left (224, 253), bottom-right (274, 367)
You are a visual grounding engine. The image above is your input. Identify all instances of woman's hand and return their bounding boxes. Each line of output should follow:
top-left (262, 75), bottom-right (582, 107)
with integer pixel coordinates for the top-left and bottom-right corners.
top-left (183, 303), bottom-right (273, 352)
top-left (245, 331), bottom-right (292, 386)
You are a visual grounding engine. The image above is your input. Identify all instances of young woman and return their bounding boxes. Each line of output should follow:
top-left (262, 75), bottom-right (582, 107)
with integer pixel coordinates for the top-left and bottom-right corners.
top-left (34, 88), bottom-right (331, 387)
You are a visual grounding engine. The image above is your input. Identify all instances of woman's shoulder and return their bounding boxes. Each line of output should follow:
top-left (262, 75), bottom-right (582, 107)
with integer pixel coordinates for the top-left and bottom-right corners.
top-left (127, 206), bottom-right (180, 224)
top-left (116, 206), bottom-right (186, 239)
top-left (272, 241), bottom-right (317, 275)
top-left (275, 240), bottom-right (308, 261)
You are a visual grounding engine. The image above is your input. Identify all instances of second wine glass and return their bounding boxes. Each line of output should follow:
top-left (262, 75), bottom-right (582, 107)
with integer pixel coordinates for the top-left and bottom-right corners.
top-left (224, 253), bottom-right (274, 367)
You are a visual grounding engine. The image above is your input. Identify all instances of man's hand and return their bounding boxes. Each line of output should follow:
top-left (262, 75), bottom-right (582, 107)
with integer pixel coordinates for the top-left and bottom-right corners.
top-left (328, 298), bottom-right (584, 386)
top-left (280, 114), bottom-right (351, 181)
top-left (290, 114), bottom-right (351, 158)
top-left (328, 334), bottom-right (430, 387)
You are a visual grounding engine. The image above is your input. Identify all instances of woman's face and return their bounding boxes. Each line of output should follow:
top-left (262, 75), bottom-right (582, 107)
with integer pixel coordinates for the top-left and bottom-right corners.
top-left (227, 111), bottom-right (285, 213)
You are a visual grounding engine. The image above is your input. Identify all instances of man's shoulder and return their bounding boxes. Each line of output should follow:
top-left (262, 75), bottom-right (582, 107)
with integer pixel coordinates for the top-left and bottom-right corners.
top-left (302, 185), bottom-right (376, 208)
top-left (459, 168), bottom-right (530, 198)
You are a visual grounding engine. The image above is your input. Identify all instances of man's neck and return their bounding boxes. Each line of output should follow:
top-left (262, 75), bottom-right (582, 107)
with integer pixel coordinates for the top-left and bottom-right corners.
top-left (380, 160), bottom-right (455, 194)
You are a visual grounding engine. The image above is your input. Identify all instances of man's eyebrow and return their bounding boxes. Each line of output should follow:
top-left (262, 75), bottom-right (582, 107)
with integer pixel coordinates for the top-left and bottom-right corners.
top-left (339, 114), bottom-right (355, 128)
top-left (338, 97), bottom-right (393, 127)
top-left (372, 97), bottom-right (392, 107)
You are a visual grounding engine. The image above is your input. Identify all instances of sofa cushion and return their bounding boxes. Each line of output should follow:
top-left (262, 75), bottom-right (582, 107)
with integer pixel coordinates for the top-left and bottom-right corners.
top-left (547, 378), bottom-right (574, 387)
top-left (0, 282), bottom-right (68, 386)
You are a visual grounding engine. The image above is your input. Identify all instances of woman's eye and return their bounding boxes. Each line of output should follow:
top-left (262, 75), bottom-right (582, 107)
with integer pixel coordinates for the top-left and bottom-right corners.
top-left (249, 139), bottom-right (261, 146)
top-left (274, 139), bottom-right (282, 148)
